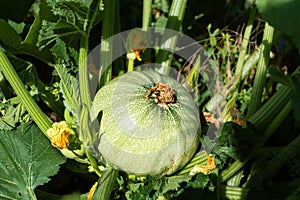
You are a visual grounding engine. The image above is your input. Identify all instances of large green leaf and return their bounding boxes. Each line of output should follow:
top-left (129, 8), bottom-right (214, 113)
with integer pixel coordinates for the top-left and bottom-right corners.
top-left (0, 123), bottom-right (66, 199)
top-left (256, 0), bottom-right (300, 52)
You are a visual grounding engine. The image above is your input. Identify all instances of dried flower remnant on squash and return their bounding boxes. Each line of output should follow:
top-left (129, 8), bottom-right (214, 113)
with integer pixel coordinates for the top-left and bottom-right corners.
top-left (189, 153), bottom-right (216, 175)
top-left (46, 121), bottom-right (75, 149)
top-left (144, 82), bottom-right (175, 108)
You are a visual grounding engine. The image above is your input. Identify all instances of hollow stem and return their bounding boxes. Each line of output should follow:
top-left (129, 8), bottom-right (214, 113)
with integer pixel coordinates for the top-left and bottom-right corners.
top-left (155, 0), bottom-right (188, 75)
top-left (0, 47), bottom-right (52, 134)
top-left (93, 167), bottom-right (119, 199)
top-left (98, 0), bottom-right (116, 87)
top-left (247, 22), bottom-right (274, 117)
top-left (142, 0), bottom-right (152, 30)
top-left (79, 34), bottom-right (91, 109)
top-left (220, 101), bottom-right (292, 182)
top-left (234, 6), bottom-right (256, 84)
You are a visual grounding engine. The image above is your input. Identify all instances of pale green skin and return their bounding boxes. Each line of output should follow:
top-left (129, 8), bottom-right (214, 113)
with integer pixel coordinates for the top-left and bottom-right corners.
top-left (90, 70), bottom-right (201, 176)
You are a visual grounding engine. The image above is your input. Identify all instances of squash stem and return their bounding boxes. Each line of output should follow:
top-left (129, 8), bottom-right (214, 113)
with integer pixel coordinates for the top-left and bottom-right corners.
top-left (226, 168), bottom-right (244, 187)
top-left (89, 1), bottom-right (120, 198)
top-left (127, 58), bottom-right (134, 72)
top-left (126, 51), bottom-right (136, 72)
top-left (218, 184), bottom-right (249, 200)
top-left (142, 0), bottom-right (152, 30)
top-left (98, 0), bottom-right (116, 88)
top-left (247, 22), bottom-right (274, 117)
top-left (155, 0), bottom-right (188, 75)
top-left (93, 167), bottom-right (119, 199)
top-left (78, 0), bottom-right (104, 178)
top-left (0, 47), bottom-right (52, 134)
top-left (79, 34), bottom-right (92, 109)
top-left (234, 5), bottom-right (256, 85)
top-left (85, 149), bottom-right (102, 177)
top-left (219, 66), bottom-right (300, 181)
top-left (220, 100), bottom-right (292, 182)
top-left (176, 151), bottom-right (211, 175)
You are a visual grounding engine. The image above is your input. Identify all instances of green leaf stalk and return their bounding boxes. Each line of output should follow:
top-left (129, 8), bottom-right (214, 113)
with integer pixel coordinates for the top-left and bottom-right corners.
top-left (0, 48), bottom-right (52, 134)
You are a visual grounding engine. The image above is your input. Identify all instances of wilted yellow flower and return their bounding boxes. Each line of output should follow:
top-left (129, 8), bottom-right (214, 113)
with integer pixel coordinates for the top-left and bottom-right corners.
top-left (125, 29), bottom-right (148, 62)
top-left (190, 153), bottom-right (216, 175)
top-left (46, 121), bottom-right (75, 149)
top-left (127, 49), bottom-right (143, 61)
top-left (133, 49), bottom-right (143, 61)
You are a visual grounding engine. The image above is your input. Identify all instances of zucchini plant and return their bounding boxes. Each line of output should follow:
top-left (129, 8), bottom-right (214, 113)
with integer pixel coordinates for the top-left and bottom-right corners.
top-left (0, 0), bottom-right (299, 199)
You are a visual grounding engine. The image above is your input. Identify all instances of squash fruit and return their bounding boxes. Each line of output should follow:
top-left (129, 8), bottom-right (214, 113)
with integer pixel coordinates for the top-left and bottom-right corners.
top-left (90, 70), bottom-right (201, 176)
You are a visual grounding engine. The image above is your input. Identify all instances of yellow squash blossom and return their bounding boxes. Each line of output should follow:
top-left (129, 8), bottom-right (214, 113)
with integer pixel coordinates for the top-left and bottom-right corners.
top-left (46, 121), bottom-right (75, 149)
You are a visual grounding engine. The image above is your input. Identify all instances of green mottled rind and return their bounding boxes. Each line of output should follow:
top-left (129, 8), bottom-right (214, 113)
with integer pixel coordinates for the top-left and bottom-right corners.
top-left (90, 70), bottom-right (200, 175)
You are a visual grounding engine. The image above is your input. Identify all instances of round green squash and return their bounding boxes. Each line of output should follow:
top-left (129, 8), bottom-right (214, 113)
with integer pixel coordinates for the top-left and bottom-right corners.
top-left (90, 70), bottom-right (201, 176)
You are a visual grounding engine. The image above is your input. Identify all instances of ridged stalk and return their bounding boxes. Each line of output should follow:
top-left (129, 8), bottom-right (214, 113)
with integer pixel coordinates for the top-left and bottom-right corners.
top-left (219, 184), bottom-right (249, 200)
top-left (79, 35), bottom-right (91, 108)
top-left (93, 167), bottom-right (119, 199)
top-left (0, 47), bottom-right (52, 134)
top-left (247, 22), bottom-right (274, 117)
top-left (155, 0), bottom-right (188, 75)
top-left (142, 0), bottom-right (152, 30)
top-left (79, 0), bottom-right (100, 109)
top-left (91, 1), bottom-right (120, 199)
top-left (248, 85), bottom-right (292, 130)
top-left (98, 0), bottom-right (116, 87)
top-left (78, 0), bottom-right (103, 179)
top-left (219, 65), bottom-right (300, 182)
top-left (220, 100), bottom-right (292, 182)
top-left (234, 6), bottom-right (256, 84)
